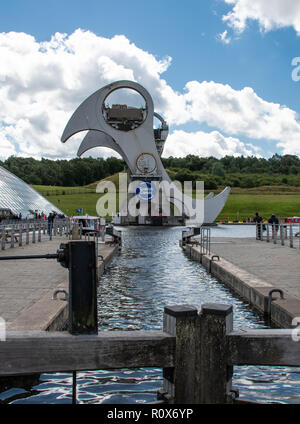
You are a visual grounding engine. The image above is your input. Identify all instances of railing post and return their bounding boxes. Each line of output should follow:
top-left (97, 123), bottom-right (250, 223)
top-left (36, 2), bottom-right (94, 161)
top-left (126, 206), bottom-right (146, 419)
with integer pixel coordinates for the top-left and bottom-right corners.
top-left (266, 223), bottom-right (270, 242)
top-left (162, 305), bottom-right (198, 403)
top-left (101, 225), bottom-right (105, 243)
top-left (38, 224), bottom-right (41, 242)
top-left (290, 224), bottom-right (293, 248)
top-left (280, 224), bottom-right (284, 246)
top-left (284, 225), bottom-right (288, 239)
top-left (256, 223), bottom-right (262, 240)
top-left (95, 233), bottom-right (98, 260)
top-left (200, 228), bottom-right (203, 253)
top-left (273, 223), bottom-right (277, 244)
top-left (1, 227), bottom-right (6, 250)
top-left (32, 225), bottom-right (35, 244)
top-left (205, 228), bottom-right (211, 254)
top-left (196, 303), bottom-right (234, 404)
top-left (68, 240), bottom-right (98, 335)
top-left (10, 228), bottom-right (14, 249)
top-left (72, 225), bottom-right (80, 240)
top-left (19, 226), bottom-right (22, 247)
top-left (26, 224), bottom-right (29, 245)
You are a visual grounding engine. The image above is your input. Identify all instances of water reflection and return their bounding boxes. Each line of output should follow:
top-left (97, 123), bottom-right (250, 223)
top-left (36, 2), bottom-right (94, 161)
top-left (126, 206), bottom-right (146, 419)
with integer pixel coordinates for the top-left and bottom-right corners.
top-left (2, 226), bottom-right (300, 404)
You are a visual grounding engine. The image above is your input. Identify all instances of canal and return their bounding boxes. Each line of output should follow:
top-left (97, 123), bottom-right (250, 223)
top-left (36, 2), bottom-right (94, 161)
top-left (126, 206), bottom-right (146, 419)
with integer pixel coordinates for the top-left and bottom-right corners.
top-left (1, 226), bottom-right (300, 404)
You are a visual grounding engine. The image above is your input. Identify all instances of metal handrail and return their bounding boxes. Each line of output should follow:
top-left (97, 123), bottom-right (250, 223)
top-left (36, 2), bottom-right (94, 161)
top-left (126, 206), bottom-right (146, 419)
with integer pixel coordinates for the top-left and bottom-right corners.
top-left (182, 226), bottom-right (211, 255)
top-left (0, 220), bottom-right (72, 250)
top-left (256, 222), bottom-right (300, 249)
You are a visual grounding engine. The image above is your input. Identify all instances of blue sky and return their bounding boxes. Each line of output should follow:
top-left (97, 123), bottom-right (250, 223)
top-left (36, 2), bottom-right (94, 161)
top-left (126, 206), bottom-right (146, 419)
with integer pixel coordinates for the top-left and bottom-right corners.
top-left (1, 0), bottom-right (300, 160)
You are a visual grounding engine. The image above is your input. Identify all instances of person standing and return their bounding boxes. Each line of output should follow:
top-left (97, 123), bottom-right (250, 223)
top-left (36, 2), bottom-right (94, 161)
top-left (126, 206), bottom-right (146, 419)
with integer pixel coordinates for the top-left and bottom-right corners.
top-left (253, 212), bottom-right (263, 239)
top-left (47, 213), bottom-right (54, 235)
top-left (268, 214), bottom-right (279, 238)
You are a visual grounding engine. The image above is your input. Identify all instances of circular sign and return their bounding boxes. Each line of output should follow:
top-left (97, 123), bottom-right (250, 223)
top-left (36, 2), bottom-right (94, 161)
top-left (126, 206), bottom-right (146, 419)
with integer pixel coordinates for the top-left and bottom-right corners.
top-left (136, 181), bottom-right (157, 201)
top-left (136, 153), bottom-right (156, 174)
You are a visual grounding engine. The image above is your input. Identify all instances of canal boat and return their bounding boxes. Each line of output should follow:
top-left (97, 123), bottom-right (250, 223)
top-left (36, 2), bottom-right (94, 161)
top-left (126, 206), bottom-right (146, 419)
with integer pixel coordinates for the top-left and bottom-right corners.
top-left (71, 215), bottom-right (105, 234)
top-left (285, 217), bottom-right (300, 224)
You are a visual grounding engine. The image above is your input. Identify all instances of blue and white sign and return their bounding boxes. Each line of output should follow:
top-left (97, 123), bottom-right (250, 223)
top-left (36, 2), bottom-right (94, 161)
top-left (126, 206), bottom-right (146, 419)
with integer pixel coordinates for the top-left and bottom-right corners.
top-left (136, 181), bottom-right (157, 201)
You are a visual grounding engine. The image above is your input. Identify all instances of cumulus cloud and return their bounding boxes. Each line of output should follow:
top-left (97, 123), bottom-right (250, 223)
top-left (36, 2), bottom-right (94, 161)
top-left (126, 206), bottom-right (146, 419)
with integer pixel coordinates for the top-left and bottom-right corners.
top-left (183, 80), bottom-right (300, 155)
top-left (163, 129), bottom-right (260, 158)
top-left (80, 130), bottom-right (259, 160)
top-left (217, 30), bottom-right (231, 44)
top-left (0, 28), bottom-right (300, 160)
top-left (0, 29), bottom-right (178, 159)
top-left (222, 0), bottom-right (300, 35)
top-left (0, 128), bottom-right (17, 160)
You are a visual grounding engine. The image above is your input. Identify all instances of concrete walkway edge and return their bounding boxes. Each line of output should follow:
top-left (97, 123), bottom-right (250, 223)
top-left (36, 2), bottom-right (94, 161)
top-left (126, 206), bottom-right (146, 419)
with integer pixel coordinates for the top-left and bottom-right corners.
top-left (182, 242), bottom-right (300, 328)
top-left (6, 244), bottom-right (119, 332)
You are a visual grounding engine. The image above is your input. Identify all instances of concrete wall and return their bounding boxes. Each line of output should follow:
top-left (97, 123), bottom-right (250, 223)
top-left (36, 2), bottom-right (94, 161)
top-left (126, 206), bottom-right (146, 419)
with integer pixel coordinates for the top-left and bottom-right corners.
top-left (183, 243), bottom-right (300, 328)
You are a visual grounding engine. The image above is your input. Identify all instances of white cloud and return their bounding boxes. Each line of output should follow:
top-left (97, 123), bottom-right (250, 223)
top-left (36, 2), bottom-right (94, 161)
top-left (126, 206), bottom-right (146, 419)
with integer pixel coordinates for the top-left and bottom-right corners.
top-left (163, 129), bottom-right (260, 158)
top-left (0, 129), bottom-right (17, 160)
top-left (81, 146), bottom-right (122, 160)
top-left (0, 29), bottom-right (178, 159)
top-left (183, 80), bottom-right (300, 155)
top-left (0, 28), bottom-right (300, 160)
top-left (217, 30), bottom-right (231, 44)
top-left (222, 0), bottom-right (300, 35)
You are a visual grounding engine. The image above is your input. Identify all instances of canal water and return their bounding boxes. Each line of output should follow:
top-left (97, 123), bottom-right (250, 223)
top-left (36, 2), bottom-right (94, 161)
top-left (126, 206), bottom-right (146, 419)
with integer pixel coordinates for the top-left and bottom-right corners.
top-left (1, 225), bottom-right (300, 404)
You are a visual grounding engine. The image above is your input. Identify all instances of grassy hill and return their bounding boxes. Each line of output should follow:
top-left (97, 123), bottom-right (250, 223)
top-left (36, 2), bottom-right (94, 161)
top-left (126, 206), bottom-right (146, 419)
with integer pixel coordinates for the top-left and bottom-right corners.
top-left (32, 173), bottom-right (123, 217)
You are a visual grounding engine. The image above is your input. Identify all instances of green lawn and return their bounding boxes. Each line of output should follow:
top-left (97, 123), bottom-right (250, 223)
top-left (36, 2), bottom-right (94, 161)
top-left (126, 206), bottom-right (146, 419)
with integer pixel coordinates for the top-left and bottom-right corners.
top-left (42, 191), bottom-right (122, 218)
top-left (33, 182), bottom-right (300, 221)
top-left (46, 193), bottom-right (99, 216)
top-left (216, 193), bottom-right (300, 221)
top-left (33, 185), bottom-right (94, 196)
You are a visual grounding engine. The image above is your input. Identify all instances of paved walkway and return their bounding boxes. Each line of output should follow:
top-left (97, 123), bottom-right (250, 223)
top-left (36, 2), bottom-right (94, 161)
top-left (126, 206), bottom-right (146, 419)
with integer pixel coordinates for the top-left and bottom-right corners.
top-left (0, 236), bottom-right (117, 328)
top-left (210, 237), bottom-right (300, 301)
top-left (0, 236), bottom-right (69, 324)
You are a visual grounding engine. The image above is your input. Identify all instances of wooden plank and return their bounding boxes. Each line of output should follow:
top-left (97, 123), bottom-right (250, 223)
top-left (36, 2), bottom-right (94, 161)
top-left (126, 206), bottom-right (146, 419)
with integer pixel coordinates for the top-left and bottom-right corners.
top-left (0, 331), bottom-right (175, 376)
top-left (196, 303), bottom-right (234, 404)
top-left (227, 329), bottom-right (300, 366)
top-left (163, 305), bottom-right (198, 403)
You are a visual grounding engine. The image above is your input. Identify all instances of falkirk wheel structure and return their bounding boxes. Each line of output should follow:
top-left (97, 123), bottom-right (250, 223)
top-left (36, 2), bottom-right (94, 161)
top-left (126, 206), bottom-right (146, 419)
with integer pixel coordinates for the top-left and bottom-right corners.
top-left (61, 80), bottom-right (230, 225)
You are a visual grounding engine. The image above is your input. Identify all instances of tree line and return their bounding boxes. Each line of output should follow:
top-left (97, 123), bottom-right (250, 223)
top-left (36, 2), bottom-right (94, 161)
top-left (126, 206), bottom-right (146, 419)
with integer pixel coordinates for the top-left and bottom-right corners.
top-left (0, 156), bottom-right (125, 186)
top-left (162, 154), bottom-right (300, 189)
top-left (162, 153), bottom-right (300, 175)
top-left (1, 153), bottom-right (300, 188)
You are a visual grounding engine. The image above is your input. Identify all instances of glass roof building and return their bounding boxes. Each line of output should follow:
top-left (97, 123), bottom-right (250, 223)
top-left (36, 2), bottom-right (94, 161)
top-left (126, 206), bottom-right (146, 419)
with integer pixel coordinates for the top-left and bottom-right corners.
top-left (0, 166), bottom-right (64, 218)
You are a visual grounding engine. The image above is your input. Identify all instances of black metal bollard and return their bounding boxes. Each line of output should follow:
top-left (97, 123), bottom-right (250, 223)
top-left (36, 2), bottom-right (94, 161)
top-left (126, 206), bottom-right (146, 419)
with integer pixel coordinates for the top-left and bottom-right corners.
top-left (66, 240), bottom-right (98, 404)
top-left (0, 240), bottom-right (98, 335)
top-left (0, 239), bottom-right (98, 404)
top-left (56, 240), bottom-right (98, 404)
top-left (63, 241), bottom-right (98, 335)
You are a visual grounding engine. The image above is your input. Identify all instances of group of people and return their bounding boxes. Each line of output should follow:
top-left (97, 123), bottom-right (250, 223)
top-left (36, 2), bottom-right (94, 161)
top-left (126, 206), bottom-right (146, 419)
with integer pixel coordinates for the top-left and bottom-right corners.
top-left (36, 211), bottom-right (65, 221)
top-left (253, 212), bottom-right (279, 238)
top-left (47, 212), bottom-right (66, 234)
top-left (0, 210), bottom-right (66, 237)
